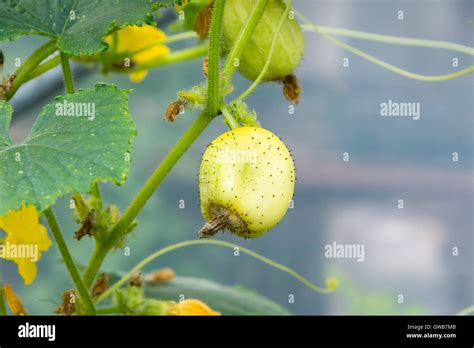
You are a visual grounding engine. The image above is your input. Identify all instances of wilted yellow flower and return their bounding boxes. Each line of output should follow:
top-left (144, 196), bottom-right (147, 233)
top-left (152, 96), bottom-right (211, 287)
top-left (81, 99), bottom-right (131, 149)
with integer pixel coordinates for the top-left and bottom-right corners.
top-left (2, 283), bottom-right (28, 315)
top-left (167, 299), bottom-right (220, 316)
top-left (106, 25), bottom-right (170, 83)
top-left (0, 204), bottom-right (52, 285)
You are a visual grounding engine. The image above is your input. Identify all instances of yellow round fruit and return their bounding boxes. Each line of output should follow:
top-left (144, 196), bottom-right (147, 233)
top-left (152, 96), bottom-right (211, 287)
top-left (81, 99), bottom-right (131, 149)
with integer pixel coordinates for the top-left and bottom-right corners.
top-left (198, 127), bottom-right (295, 238)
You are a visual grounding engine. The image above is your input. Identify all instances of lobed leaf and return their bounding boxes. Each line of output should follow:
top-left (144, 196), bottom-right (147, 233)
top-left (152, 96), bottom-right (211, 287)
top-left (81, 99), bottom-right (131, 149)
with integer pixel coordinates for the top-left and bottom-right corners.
top-left (0, 83), bottom-right (136, 215)
top-left (0, 0), bottom-right (177, 56)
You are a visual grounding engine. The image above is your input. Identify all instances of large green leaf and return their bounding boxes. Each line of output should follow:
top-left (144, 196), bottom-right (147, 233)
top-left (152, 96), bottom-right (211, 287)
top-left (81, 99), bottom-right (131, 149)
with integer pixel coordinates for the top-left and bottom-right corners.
top-left (0, 83), bottom-right (136, 215)
top-left (0, 0), bottom-right (176, 56)
top-left (144, 276), bottom-right (291, 315)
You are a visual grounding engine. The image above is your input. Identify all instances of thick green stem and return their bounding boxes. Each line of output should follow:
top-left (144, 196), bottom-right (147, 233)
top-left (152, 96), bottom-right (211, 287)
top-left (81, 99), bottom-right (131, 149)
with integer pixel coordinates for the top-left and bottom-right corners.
top-left (207, 0), bottom-right (226, 117)
top-left (222, 0), bottom-right (269, 82)
top-left (55, 52), bottom-right (96, 314)
top-left (82, 4), bottom-right (227, 288)
top-left (96, 239), bottom-right (337, 305)
top-left (43, 208), bottom-right (96, 315)
top-left (60, 52), bottom-right (75, 93)
top-left (82, 111), bottom-right (213, 287)
top-left (6, 40), bottom-right (57, 100)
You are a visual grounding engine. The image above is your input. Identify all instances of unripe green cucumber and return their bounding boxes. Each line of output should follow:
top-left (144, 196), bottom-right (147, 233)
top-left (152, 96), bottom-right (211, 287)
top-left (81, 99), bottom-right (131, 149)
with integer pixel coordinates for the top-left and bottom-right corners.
top-left (222, 0), bottom-right (305, 81)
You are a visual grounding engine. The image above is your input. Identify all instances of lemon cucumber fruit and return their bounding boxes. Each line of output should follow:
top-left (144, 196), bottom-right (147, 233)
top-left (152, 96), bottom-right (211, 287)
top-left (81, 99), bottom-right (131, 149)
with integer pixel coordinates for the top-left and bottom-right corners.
top-left (198, 127), bottom-right (295, 238)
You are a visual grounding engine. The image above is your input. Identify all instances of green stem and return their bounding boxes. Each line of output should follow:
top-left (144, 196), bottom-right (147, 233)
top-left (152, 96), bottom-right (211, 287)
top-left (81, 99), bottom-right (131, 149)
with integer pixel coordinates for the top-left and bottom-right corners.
top-left (319, 32), bottom-right (474, 81)
top-left (82, 5), bottom-right (226, 288)
top-left (123, 45), bottom-right (207, 72)
top-left (82, 111), bottom-right (213, 288)
top-left (164, 31), bottom-right (199, 44)
top-left (91, 182), bottom-right (102, 210)
top-left (297, 14), bottom-right (474, 81)
top-left (111, 31), bottom-right (198, 61)
top-left (56, 51), bottom-right (96, 314)
top-left (6, 40), bottom-right (57, 100)
top-left (27, 55), bottom-right (61, 81)
top-left (207, 0), bottom-right (225, 117)
top-left (222, 0), bottom-right (269, 82)
top-left (72, 192), bottom-right (89, 221)
top-left (96, 239), bottom-right (337, 304)
top-left (220, 104), bottom-right (240, 129)
top-left (236, 0), bottom-right (291, 102)
top-left (457, 305), bottom-right (474, 315)
top-left (28, 37), bottom-right (203, 82)
top-left (301, 23), bottom-right (474, 55)
top-left (43, 208), bottom-right (96, 315)
top-left (60, 52), bottom-right (75, 93)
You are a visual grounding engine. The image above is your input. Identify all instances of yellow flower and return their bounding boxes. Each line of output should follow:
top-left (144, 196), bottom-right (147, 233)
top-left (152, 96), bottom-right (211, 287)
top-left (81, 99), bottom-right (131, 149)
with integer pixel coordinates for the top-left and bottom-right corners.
top-left (0, 204), bottom-right (52, 285)
top-left (166, 299), bottom-right (220, 316)
top-left (106, 25), bottom-right (170, 83)
top-left (2, 283), bottom-right (28, 315)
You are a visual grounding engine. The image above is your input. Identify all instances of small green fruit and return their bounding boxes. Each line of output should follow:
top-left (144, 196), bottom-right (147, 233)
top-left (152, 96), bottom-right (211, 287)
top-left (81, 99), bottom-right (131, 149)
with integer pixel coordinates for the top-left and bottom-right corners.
top-left (222, 0), bottom-right (305, 81)
top-left (198, 127), bottom-right (295, 238)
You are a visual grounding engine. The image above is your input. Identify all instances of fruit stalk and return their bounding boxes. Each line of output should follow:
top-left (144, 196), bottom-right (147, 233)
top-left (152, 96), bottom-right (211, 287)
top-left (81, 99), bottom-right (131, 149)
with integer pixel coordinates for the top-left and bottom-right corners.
top-left (83, 0), bottom-right (273, 288)
top-left (59, 52), bottom-right (75, 94)
top-left (220, 104), bottom-right (240, 129)
top-left (83, 0), bottom-right (229, 288)
top-left (207, 0), bottom-right (226, 117)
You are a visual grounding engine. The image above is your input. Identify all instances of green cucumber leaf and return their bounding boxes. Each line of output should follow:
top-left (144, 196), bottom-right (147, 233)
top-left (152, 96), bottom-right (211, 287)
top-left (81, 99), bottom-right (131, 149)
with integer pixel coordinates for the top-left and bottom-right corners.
top-left (0, 83), bottom-right (136, 215)
top-left (144, 276), bottom-right (291, 315)
top-left (0, 0), bottom-right (177, 56)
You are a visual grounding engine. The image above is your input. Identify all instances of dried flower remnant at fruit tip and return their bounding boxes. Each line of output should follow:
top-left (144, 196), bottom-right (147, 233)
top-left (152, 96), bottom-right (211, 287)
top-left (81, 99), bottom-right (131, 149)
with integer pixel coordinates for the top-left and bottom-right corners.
top-left (280, 74), bottom-right (301, 104)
